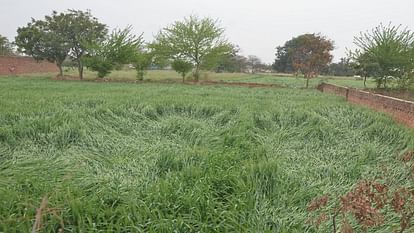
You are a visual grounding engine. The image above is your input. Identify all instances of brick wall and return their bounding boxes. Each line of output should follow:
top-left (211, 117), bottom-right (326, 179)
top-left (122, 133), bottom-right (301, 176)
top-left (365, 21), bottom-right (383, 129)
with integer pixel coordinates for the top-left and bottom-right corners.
top-left (318, 83), bottom-right (414, 128)
top-left (0, 56), bottom-right (58, 75)
top-left (317, 83), bottom-right (349, 98)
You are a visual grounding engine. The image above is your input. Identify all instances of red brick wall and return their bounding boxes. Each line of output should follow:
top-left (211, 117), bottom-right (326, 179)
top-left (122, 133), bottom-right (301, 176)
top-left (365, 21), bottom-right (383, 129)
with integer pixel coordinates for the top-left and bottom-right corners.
top-left (0, 56), bottom-right (58, 75)
top-left (318, 83), bottom-right (414, 128)
top-left (317, 83), bottom-right (349, 98)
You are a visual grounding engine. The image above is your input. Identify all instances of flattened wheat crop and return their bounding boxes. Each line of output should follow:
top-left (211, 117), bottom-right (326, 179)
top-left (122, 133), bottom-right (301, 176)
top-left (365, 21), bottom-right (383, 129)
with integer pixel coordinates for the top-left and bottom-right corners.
top-left (0, 77), bottom-right (413, 232)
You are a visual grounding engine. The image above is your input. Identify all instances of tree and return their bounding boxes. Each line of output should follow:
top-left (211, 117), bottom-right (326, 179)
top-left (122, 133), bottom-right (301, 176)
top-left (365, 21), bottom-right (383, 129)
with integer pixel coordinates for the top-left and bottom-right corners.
top-left (83, 56), bottom-right (113, 78)
top-left (273, 44), bottom-right (294, 73)
top-left (15, 17), bottom-right (70, 76)
top-left (84, 26), bottom-right (143, 78)
top-left (215, 54), bottom-right (248, 73)
top-left (351, 23), bottom-right (414, 88)
top-left (15, 10), bottom-right (107, 78)
top-left (172, 59), bottom-right (193, 82)
top-left (133, 51), bottom-right (153, 80)
top-left (215, 54), bottom-right (247, 73)
top-left (292, 34), bottom-right (334, 88)
top-left (247, 55), bottom-right (262, 73)
top-left (323, 57), bottom-right (355, 77)
top-left (0, 35), bottom-right (14, 55)
top-left (207, 45), bottom-right (245, 73)
top-left (350, 52), bottom-right (382, 88)
top-left (274, 34), bottom-right (334, 87)
top-left (152, 15), bottom-right (233, 81)
top-left (56, 10), bottom-right (107, 79)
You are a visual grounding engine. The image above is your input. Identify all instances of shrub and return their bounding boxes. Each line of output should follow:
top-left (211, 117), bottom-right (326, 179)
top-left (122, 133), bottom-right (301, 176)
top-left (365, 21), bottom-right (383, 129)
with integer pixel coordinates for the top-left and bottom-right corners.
top-left (171, 59), bottom-right (193, 82)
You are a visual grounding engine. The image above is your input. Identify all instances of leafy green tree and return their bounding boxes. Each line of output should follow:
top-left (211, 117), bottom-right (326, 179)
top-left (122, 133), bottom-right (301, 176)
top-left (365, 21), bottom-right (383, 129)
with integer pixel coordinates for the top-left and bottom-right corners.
top-left (0, 35), bottom-right (14, 55)
top-left (106, 27), bottom-right (143, 66)
top-left (350, 52), bottom-right (382, 88)
top-left (323, 57), bottom-right (355, 77)
top-left (352, 23), bottom-right (414, 88)
top-left (152, 15), bottom-right (233, 81)
top-left (133, 51), bottom-right (153, 80)
top-left (273, 44), bottom-right (295, 73)
top-left (203, 44), bottom-right (242, 72)
top-left (15, 17), bottom-right (70, 76)
top-left (215, 54), bottom-right (248, 73)
top-left (200, 43), bottom-right (236, 72)
top-left (15, 10), bottom-right (107, 78)
top-left (84, 56), bottom-right (113, 78)
top-left (172, 59), bottom-right (193, 82)
top-left (84, 26), bottom-right (143, 78)
top-left (60, 10), bottom-right (107, 79)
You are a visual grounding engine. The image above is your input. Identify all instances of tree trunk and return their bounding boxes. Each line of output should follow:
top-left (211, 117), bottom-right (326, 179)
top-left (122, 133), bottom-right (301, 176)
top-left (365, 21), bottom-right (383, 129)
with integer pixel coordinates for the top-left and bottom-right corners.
top-left (57, 64), bottom-right (63, 77)
top-left (77, 60), bottom-right (83, 80)
top-left (194, 63), bottom-right (200, 82)
top-left (363, 75), bottom-right (367, 88)
top-left (182, 74), bottom-right (185, 83)
top-left (137, 70), bottom-right (144, 80)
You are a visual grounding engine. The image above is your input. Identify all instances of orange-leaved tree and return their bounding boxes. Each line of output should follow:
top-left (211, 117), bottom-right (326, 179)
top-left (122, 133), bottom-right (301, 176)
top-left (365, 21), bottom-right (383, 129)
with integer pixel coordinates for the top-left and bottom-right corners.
top-left (275, 33), bottom-right (334, 88)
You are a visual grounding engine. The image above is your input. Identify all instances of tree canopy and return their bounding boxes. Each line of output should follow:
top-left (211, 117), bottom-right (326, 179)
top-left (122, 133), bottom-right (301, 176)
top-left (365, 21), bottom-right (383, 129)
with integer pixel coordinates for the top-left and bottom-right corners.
top-left (273, 44), bottom-right (295, 73)
top-left (172, 59), bottom-right (193, 82)
top-left (151, 15), bottom-right (233, 81)
top-left (59, 10), bottom-right (108, 79)
top-left (15, 10), bottom-right (107, 78)
top-left (15, 17), bottom-right (70, 76)
top-left (273, 33), bottom-right (334, 87)
top-left (84, 26), bottom-right (143, 78)
top-left (322, 57), bottom-right (355, 77)
top-left (0, 35), bottom-right (14, 56)
top-left (351, 23), bottom-right (414, 88)
top-left (133, 50), bottom-right (153, 81)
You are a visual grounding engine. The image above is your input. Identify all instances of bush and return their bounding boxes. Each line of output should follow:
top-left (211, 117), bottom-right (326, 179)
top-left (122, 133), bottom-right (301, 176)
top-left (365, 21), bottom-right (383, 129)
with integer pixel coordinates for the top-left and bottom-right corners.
top-left (85, 26), bottom-right (143, 78)
top-left (84, 57), bottom-right (114, 78)
top-left (172, 59), bottom-right (193, 82)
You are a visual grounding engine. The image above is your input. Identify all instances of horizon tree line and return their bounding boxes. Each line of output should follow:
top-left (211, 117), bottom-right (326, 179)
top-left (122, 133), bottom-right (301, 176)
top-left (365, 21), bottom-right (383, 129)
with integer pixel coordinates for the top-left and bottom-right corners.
top-left (1, 9), bottom-right (413, 88)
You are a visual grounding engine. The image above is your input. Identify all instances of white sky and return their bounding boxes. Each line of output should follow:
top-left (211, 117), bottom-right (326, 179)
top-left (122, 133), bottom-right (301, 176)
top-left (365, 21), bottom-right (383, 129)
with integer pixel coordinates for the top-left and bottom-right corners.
top-left (1, 0), bottom-right (414, 63)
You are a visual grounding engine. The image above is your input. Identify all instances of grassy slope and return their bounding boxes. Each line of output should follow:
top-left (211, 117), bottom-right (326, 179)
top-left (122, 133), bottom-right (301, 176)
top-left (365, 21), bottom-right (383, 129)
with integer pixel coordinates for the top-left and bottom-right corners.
top-left (0, 76), bottom-right (413, 232)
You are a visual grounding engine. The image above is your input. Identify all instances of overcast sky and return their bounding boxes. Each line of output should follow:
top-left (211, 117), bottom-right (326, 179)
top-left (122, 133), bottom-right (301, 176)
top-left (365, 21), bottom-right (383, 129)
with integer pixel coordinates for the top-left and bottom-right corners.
top-left (1, 0), bottom-right (414, 63)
